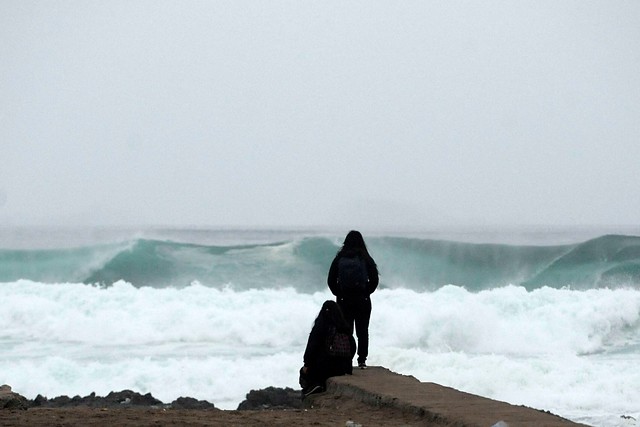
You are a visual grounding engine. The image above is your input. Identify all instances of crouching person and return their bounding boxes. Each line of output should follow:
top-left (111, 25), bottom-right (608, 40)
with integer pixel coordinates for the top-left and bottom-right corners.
top-left (300, 300), bottom-right (356, 398)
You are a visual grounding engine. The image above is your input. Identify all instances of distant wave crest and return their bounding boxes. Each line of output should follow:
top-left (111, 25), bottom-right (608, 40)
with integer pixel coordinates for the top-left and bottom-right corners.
top-left (2, 234), bottom-right (640, 291)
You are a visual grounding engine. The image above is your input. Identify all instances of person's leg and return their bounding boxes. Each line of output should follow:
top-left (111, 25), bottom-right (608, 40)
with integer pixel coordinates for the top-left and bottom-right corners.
top-left (327, 355), bottom-right (353, 377)
top-left (354, 298), bottom-right (372, 365)
top-left (305, 358), bottom-right (329, 396)
top-left (337, 298), bottom-right (355, 335)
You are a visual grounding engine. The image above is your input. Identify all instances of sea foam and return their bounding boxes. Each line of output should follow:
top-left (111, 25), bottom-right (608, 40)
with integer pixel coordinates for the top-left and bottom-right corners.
top-left (3, 280), bottom-right (640, 425)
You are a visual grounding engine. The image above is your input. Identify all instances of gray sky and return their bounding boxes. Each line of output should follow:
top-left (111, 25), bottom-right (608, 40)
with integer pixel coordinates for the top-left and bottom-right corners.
top-left (1, 1), bottom-right (639, 229)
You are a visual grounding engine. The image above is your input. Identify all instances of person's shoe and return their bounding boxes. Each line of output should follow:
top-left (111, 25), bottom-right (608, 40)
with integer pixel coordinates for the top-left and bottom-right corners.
top-left (358, 362), bottom-right (367, 369)
top-left (303, 385), bottom-right (324, 397)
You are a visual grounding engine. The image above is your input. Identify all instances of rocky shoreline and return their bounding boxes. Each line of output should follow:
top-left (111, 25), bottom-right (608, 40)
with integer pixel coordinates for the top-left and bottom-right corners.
top-left (0, 384), bottom-right (302, 411)
top-left (1, 368), bottom-right (589, 426)
top-left (0, 381), bottom-right (413, 427)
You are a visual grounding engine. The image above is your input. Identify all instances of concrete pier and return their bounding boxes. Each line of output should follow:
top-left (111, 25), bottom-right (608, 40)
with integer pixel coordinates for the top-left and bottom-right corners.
top-left (308, 366), bottom-right (589, 427)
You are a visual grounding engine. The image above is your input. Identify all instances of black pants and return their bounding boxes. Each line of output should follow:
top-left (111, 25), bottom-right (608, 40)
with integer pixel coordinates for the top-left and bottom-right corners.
top-left (338, 296), bottom-right (372, 364)
top-left (300, 353), bottom-right (353, 392)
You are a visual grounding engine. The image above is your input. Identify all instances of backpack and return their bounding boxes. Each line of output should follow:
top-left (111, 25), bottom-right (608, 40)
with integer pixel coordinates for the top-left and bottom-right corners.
top-left (326, 330), bottom-right (352, 358)
top-left (337, 255), bottom-right (368, 295)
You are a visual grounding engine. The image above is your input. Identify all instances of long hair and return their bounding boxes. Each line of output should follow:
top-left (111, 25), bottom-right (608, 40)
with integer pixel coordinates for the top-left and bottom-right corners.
top-left (338, 230), bottom-right (375, 266)
top-left (315, 300), bottom-right (350, 333)
top-left (342, 230), bottom-right (367, 251)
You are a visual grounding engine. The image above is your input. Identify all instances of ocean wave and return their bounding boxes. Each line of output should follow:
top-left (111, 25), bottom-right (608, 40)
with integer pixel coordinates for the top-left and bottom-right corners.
top-left (2, 234), bottom-right (640, 290)
top-left (4, 280), bottom-right (640, 356)
top-left (3, 281), bottom-right (640, 421)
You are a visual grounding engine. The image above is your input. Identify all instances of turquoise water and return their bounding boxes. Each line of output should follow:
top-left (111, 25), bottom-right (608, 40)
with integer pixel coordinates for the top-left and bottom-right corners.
top-left (3, 232), bottom-right (640, 291)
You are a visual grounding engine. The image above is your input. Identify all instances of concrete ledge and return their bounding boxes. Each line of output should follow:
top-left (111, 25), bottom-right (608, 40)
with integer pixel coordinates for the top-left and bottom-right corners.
top-left (314, 366), bottom-right (589, 427)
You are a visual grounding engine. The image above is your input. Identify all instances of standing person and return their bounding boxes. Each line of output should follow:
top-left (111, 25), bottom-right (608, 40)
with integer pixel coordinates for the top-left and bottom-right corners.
top-left (327, 230), bottom-right (379, 369)
top-left (300, 300), bottom-right (356, 397)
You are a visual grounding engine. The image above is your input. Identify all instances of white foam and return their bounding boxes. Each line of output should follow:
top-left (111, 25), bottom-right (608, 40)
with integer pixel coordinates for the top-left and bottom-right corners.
top-left (383, 285), bottom-right (640, 355)
top-left (3, 280), bottom-right (640, 425)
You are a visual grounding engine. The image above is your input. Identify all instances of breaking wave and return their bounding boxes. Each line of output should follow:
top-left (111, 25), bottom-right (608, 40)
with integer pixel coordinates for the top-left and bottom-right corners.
top-left (2, 234), bottom-right (640, 291)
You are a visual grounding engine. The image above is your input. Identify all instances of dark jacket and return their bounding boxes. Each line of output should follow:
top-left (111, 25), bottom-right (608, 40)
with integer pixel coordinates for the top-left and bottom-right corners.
top-left (303, 315), bottom-right (332, 366)
top-left (303, 316), bottom-right (355, 381)
top-left (327, 250), bottom-right (379, 299)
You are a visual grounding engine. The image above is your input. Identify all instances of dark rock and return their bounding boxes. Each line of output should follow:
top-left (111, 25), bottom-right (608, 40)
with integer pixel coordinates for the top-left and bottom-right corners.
top-left (0, 385), bottom-right (29, 410)
top-left (32, 394), bottom-right (48, 407)
top-left (105, 390), bottom-right (163, 406)
top-left (27, 390), bottom-right (163, 408)
top-left (6, 385), bottom-right (302, 411)
top-left (170, 396), bottom-right (217, 410)
top-left (43, 395), bottom-right (78, 407)
top-left (44, 395), bottom-right (67, 407)
top-left (237, 386), bottom-right (303, 410)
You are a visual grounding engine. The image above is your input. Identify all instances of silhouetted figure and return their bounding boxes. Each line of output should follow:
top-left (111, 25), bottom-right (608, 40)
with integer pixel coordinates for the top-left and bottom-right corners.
top-left (300, 300), bottom-right (355, 397)
top-left (327, 230), bottom-right (379, 369)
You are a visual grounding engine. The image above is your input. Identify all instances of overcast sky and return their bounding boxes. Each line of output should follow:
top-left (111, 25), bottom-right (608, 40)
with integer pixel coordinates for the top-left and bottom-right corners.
top-left (1, 1), bottom-right (639, 229)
